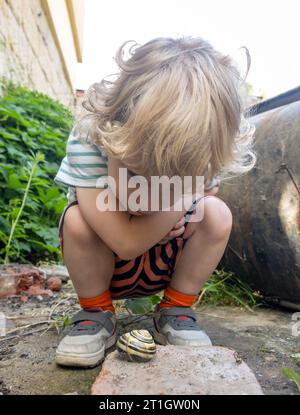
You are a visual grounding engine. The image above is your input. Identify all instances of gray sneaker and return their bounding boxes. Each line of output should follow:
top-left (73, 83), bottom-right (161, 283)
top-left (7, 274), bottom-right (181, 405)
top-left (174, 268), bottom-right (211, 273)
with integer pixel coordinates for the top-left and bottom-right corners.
top-left (152, 306), bottom-right (212, 346)
top-left (55, 309), bottom-right (118, 368)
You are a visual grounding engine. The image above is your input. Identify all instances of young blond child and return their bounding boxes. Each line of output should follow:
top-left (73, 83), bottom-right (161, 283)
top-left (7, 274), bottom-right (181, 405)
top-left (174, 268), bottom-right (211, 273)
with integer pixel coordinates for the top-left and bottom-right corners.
top-left (54, 36), bottom-right (255, 367)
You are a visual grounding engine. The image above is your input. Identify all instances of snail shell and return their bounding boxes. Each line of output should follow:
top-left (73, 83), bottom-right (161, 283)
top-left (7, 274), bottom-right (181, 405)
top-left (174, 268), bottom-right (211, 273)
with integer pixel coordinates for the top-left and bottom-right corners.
top-left (116, 329), bottom-right (156, 362)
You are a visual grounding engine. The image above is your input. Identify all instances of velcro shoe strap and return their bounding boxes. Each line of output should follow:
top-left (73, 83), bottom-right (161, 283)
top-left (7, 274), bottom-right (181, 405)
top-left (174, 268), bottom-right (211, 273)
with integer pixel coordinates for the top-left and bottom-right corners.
top-left (158, 306), bottom-right (197, 321)
top-left (71, 310), bottom-right (114, 331)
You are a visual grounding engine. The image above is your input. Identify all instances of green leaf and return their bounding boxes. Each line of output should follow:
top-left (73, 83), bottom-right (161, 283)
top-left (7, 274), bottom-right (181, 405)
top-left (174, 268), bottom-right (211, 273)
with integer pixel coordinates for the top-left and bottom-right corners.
top-left (63, 317), bottom-right (72, 328)
top-left (26, 238), bottom-right (60, 253)
top-left (149, 294), bottom-right (162, 305)
top-left (53, 197), bottom-right (67, 214)
top-left (7, 173), bottom-right (22, 189)
top-left (282, 368), bottom-right (300, 391)
top-left (18, 241), bottom-right (32, 253)
top-left (125, 297), bottom-right (156, 315)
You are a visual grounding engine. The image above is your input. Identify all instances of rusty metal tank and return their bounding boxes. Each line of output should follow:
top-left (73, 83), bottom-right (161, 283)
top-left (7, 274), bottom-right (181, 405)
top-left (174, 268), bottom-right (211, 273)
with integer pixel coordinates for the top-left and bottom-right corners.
top-left (220, 93), bottom-right (300, 310)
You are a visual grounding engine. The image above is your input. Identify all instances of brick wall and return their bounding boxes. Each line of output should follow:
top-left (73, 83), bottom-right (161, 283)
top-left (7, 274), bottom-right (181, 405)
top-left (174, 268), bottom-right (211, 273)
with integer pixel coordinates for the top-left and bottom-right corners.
top-left (0, 0), bottom-right (75, 109)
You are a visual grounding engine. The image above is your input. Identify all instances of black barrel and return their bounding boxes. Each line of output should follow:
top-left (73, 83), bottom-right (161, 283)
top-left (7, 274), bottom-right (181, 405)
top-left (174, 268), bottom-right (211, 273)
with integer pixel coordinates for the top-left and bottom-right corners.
top-left (220, 99), bottom-right (300, 310)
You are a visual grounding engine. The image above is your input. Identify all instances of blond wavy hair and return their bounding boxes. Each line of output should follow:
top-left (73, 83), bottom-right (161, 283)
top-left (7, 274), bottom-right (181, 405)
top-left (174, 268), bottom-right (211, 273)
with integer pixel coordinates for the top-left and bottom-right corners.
top-left (75, 36), bottom-right (256, 185)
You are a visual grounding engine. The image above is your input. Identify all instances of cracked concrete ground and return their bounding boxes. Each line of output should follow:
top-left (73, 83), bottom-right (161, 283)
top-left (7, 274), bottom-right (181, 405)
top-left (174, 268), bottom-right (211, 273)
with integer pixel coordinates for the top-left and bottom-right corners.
top-left (0, 296), bottom-right (299, 395)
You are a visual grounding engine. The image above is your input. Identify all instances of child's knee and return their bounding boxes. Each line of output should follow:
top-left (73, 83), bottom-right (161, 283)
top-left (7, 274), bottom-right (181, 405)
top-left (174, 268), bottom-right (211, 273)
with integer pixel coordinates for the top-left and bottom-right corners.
top-left (183, 196), bottom-right (232, 240)
top-left (201, 196), bottom-right (232, 241)
top-left (63, 205), bottom-right (99, 245)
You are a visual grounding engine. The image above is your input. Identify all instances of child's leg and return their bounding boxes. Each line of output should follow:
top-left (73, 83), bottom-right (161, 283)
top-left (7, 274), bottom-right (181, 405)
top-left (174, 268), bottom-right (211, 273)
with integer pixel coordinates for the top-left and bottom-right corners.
top-left (153, 196), bottom-right (232, 346)
top-left (56, 204), bottom-right (118, 367)
top-left (168, 196), bottom-right (232, 297)
top-left (62, 204), bottom-right (115, 311)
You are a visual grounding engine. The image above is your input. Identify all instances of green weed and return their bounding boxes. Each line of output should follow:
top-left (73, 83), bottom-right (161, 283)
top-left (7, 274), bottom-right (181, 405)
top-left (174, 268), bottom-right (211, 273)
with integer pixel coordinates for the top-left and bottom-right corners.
top-left (0, 80), bottom-right (73, 263)
top-left (198, 269), bottom-right (261, 310)
top-left (124, 269), bottom-right (260, 315)
top-left (282, 368), bottom-right (300, 391)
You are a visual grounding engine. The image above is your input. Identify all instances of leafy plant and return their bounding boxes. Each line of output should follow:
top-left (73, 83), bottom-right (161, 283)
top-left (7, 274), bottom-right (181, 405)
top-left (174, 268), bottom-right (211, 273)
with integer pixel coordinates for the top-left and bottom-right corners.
top-left (199, 269), bottom-right (260, 310)
top-left (125, 294), bottom-right (162, 315)
top-left (282, 368), bottom-right (300, 391)
top-left (4, 151), bottom-right (45, 263)
top-left (0, 80), bottom-right (74, 263)
top-left (51, 315), bottom-right (72, 334)
top-left (124, 269), bottom-right (260, 315)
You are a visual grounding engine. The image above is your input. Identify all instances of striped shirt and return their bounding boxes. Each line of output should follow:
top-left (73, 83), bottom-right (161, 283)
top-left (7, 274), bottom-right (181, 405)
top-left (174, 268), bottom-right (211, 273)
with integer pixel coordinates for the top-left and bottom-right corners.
top-left (54, 129), bottom-right (109, 203)
top-left (55, 129), bottom-right (221, 205)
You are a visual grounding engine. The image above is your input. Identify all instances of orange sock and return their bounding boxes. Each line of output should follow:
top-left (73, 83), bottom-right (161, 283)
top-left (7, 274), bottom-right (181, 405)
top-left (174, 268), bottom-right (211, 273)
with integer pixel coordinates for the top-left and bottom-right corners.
top-left (159, 286), bottom-right (198, 309)
top-left (79, 289), bottom-right (115, 314)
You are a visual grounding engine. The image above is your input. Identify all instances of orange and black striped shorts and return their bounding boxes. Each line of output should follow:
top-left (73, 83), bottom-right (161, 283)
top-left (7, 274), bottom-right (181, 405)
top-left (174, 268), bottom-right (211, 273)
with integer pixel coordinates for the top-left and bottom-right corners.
top-left (58, 200), bottom-right (198, 300)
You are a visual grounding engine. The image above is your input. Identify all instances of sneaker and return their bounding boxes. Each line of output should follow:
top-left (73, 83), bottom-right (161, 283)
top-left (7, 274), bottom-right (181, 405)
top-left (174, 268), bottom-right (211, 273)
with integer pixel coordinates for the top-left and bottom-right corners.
top-left (152, 306), bottom-right (212, 346)
top-left (55, 309), bottom-right (118, 368)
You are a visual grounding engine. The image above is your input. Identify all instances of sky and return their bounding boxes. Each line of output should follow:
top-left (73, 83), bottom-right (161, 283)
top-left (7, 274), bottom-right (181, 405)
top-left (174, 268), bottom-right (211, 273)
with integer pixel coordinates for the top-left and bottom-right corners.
top-left (76, 0), bottom-right (300, 99)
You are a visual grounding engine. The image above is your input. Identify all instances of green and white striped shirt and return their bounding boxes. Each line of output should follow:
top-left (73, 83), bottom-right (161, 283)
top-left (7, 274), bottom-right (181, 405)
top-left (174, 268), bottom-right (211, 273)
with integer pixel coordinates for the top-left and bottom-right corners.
top-left (55, 129), bottom-right (221, 204)
top-left (54, 129), bottom-right (109, 203)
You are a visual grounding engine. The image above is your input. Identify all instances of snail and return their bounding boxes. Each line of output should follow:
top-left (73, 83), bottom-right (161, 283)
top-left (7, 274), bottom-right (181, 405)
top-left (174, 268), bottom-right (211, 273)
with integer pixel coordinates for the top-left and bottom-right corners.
top-left (116, 329), bottom-right (156, 362)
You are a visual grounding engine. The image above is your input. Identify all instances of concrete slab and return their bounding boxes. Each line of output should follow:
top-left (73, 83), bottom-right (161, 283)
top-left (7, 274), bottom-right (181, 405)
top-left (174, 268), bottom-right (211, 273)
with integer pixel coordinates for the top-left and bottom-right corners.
top-left (91, 345), bottom-right (263, 395)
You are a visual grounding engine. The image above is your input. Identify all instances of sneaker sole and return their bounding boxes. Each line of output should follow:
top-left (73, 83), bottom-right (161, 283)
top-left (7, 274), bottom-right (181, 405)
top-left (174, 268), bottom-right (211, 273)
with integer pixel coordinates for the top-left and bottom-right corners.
top-left (55, 330), bottom-right (118, 368)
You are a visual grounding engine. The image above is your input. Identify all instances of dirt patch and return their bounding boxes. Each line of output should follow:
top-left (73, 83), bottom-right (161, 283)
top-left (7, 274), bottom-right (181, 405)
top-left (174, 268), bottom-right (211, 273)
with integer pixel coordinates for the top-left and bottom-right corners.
top-left (0, 285), bottom-right (102, 395)
top-left (0, 292), bottom-right (299, 395)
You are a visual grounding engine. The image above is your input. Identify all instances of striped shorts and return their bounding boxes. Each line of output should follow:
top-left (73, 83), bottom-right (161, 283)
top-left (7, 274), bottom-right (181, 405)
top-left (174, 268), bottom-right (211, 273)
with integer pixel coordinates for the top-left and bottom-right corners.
top-left (58, 200), bottom-right (198, 300)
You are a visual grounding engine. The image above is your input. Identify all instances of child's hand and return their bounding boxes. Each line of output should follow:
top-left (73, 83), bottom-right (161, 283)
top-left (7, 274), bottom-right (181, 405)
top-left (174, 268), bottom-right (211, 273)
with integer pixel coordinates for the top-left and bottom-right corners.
top-left (158, 216), bottom-right (186, 244)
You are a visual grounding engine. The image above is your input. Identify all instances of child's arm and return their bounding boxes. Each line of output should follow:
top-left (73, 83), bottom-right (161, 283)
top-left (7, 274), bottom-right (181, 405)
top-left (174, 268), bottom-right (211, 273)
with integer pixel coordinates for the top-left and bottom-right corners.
top-left (107, 156), bottom-right (153, 215)
top-left (76, 187), bottom-right (189, 260)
